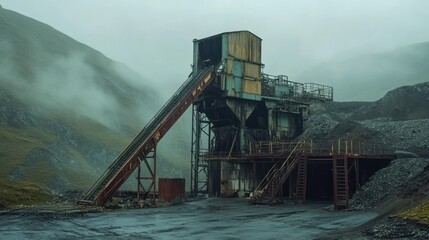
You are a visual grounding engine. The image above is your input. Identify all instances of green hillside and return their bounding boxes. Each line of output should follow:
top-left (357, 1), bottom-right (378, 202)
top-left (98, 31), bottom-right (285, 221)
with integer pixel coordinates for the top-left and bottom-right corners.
top-left (0, 179), bottom-right (51, 209)
top-left (297, 42), bottom-right (429, 101)
top-left (0, 7), bottom-right (190, 192)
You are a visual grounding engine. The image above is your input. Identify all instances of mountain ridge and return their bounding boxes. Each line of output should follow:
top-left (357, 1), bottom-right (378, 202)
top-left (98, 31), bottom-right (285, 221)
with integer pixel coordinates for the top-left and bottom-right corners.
top-left (0, 6), bottom-right (189, 192)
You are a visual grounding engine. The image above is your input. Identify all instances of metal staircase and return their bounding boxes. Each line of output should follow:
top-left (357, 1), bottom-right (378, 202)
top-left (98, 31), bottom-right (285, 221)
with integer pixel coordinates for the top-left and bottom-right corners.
top-left (249, 140), bottom-right (304, 204)
top-left (333, 157), bottom-right (349, 209)
top-left (78, 66), bottom-right (216, 206)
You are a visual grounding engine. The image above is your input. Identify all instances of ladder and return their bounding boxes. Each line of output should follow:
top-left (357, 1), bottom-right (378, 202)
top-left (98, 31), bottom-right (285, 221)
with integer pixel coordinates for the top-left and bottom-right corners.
top-left (295, 157), bottom-right (307, 203)
top-left (333, 157), bottom-right (349, 209)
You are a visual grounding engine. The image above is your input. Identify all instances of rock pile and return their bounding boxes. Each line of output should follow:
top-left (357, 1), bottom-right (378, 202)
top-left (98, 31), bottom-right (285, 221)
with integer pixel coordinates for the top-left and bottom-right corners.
top-left (359, 118), bottom-right (429, 155)
top-left (301, 81), bottom-right (429, 157)
top-left (364, 218), bottom-right (429, 239)
top-left (350, 158), bottom-right (429, 210)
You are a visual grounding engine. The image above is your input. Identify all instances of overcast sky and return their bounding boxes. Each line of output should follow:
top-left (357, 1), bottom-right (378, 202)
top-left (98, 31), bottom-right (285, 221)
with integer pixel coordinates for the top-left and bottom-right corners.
top-left (2, 0), bottom-right (429, 98)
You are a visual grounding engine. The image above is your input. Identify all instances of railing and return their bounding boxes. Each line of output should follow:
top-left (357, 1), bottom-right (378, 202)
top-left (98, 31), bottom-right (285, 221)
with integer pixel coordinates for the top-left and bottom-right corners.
top-left (249, 139), bottom-right (390, 156)
top-left (261, 73), bottom-right (333, 102)
top-left (303, 83), bottom-right (333, 101)
top-left (305, 139), bottom-right (392, 156)
top-left (202, 138), bottom-right (392, 161)
top-left (248, 141), bottom-right (302, 155)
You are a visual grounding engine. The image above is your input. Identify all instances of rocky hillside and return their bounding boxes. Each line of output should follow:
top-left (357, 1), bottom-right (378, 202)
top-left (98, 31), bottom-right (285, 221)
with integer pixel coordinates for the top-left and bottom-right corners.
top-left (301, 81), bottom-right (429, 157)
top-left (0, 7), bottom-right (189, 192)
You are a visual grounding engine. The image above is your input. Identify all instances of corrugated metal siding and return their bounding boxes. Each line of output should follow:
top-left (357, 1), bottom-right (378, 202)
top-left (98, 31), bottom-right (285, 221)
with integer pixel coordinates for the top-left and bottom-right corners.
top-left (225, 59), bottom-right (261, 96)
top-left (226, 59), bottom-right (261, 78)
top-left (243, 62), bottom-right (260, 79)
top-left (227, 32), bottom-right (261, 63)
top-left (243, 80), bottom-right (261, 95)
top-left (200, 31), bottom-right (263, 99)
top-left (226, 59), bottom-right (234, 75)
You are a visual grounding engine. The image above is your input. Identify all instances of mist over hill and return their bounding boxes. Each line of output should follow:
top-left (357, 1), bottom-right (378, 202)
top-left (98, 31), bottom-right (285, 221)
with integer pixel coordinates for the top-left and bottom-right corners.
top-left (298, 42), bottom-right (429, 101)
top-left (0, 7), bottom-right (191, 191)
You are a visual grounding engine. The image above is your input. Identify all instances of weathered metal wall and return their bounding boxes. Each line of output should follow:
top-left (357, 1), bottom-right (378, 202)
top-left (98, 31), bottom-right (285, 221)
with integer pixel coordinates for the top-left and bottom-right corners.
top-left (220, 162), bottom-right (254, 197)
top-left (193, 31), bottom-right (263, 100)
top-left (222, 32), bottom-right (262, 100)
top-left (243, 79), bottom-right (261, 95)
top-left (158, 178), bottom-right (186, 203)
top-left (244, 62), bottom-right (261, 79)
top-left (275, 112), bottom-right (294, 140)
top-left (227, 31), bottom-right (261, 63)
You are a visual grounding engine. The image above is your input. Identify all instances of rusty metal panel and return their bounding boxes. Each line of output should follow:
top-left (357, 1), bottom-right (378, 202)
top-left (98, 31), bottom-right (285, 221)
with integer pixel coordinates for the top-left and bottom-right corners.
top-left (220, 162), bottom-right (255, 197)
top-left (225, 59), bottom-right (261, 97)
top-left (226, 58), bottom-right (234, 75)
top-left (243, 62), bottom-right (261, 79)
top-left (243, 79), bottom-right (261, 95)
top-left (227, 32), bottom-right (261, 63)
top-left (158, 178), bottom-right (186, 203)
top-left (224, 60), bottom-right (242, 97)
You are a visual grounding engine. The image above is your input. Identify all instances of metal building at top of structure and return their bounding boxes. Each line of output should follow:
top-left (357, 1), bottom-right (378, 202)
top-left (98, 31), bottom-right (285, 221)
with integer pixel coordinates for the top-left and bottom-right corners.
top-left (193, 31), bottom-right (263, 100)
top-left (190, 31), bottom-right (334, 197)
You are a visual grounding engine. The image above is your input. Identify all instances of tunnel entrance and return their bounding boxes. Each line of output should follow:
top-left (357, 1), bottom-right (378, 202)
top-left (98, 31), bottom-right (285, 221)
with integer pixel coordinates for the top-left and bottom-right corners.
top-left (302, 158), bottom-right (393, 203)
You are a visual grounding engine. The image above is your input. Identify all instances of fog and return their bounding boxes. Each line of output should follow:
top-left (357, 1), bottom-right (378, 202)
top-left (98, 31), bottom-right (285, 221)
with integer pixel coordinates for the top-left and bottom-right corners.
top-left (0, 40), bottom-right (146, 131)
top-left (3, 0), bottom-right (429, 101)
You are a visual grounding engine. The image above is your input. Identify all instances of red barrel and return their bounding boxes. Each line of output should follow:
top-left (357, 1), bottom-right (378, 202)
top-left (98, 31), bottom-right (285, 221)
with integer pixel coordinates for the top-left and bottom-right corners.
top-left (158, 178), bottom-right (186, 203)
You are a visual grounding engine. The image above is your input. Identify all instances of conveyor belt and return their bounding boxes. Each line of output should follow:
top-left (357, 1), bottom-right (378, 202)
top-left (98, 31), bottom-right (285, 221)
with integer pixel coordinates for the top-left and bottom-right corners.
top-left (79, 66), bottom-right (215, 205)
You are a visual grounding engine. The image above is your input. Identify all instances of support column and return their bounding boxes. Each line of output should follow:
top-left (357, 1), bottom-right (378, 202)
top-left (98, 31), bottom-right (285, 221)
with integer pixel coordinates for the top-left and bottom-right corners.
top-left (191, 103), bottom-right (211, 197)
top-left (191, 104), bottom-right (201, 196)
top-left (253, 160), bottom-right (257, 190)
top-left (136, 144), bottom-right (157, 206)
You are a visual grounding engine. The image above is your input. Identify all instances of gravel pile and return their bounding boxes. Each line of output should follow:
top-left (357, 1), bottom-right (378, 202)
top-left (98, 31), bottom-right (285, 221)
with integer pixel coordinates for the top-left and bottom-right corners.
top-left (363, 218), bottom-right (429, 239)
top-left (301, 103), bottom-right (339, 139)
top-left (301, 81), bottom-right (429, 157)
top-left (359, 118), bottom-right (429, 154)
top-left (350, 158), bottom-right (429, 210)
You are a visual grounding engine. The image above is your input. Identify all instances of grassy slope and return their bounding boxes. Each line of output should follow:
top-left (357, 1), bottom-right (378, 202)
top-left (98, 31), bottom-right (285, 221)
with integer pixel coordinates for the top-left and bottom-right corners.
top-left (0, 84), bottom-right (128, 180)
top-left (0, 126), bottom-right (55, 177)
top-left (0, 7), bottom-right (191, 192)
top-left (0, 111), bottom-right (132, 188)
top-left (396, 201), bottom-right (429, 225)
top-left (0, 179), bottom-right (51, 209)
top-left (0, 7), bottom-right (137, 186)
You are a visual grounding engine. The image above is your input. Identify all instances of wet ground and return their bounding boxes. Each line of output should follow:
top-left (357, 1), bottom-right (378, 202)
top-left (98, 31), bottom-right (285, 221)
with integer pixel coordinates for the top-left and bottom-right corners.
top-left (0, 198), bottom-right (377, 240)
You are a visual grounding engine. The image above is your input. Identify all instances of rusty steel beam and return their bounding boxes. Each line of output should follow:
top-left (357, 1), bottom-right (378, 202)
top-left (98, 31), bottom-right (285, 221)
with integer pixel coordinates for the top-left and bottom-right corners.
top-left (81, 66), bottom-right (216, 206)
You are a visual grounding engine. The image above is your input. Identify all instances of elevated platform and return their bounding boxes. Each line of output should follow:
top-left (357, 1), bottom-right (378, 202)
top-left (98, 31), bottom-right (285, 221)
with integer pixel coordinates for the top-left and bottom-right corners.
top-left (202, 140), bottom-right (396, 209)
